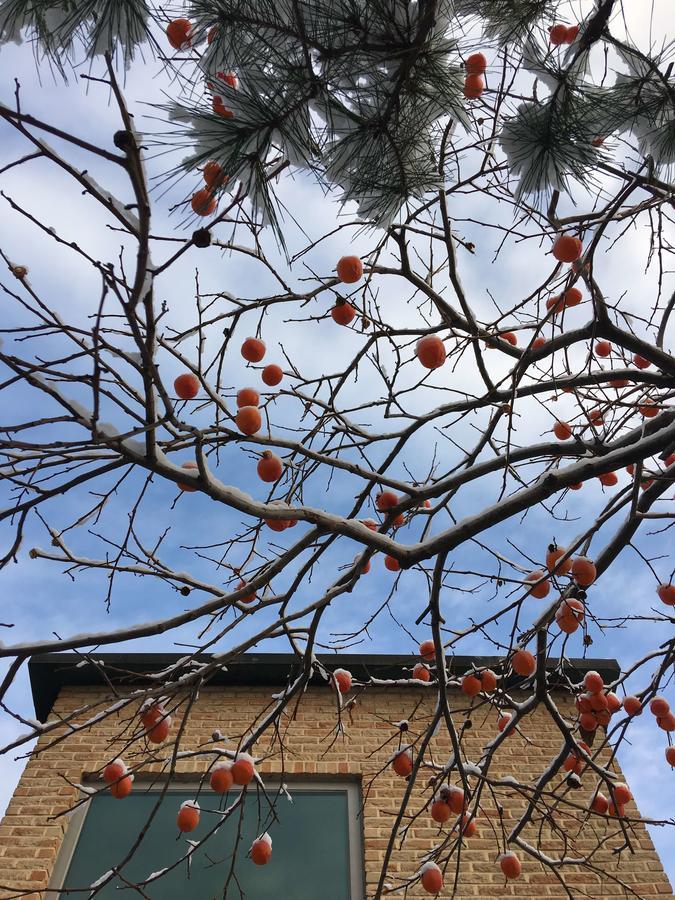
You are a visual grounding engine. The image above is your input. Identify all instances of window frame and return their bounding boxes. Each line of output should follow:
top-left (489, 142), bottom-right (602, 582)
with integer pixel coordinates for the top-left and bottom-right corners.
top-left (47, 777), bottom-right (365, 900)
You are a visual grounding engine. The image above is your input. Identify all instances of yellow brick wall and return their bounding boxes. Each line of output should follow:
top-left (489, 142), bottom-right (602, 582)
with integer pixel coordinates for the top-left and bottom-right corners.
top-left (0, 682), bottom-right (672, 899)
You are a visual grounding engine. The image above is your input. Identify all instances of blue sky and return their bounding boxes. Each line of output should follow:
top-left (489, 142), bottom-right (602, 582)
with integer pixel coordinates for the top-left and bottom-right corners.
top-left (0, 0), bottom-right (674, 889)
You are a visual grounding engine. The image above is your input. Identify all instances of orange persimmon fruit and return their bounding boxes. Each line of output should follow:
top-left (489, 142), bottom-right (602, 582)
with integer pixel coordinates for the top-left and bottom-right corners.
top-left (564, 287), bottom-right (583, 306)
top-left (552, 235), bottom-right (583, 263)
top-left (257, 450), bottom-right (283, 483)
top-left (261, 364), bottom-right (283, 386)
top-left (212, 96), bottom-right (234, 117)
top-left (103, 759), bottom-right (127, 785)
top-left (178, 461), bottom-right (199, 492)
top-left (174, 373), bottom-right (200, 400)
top-left (331, 301), bottom-right (356, 325)
top-left (231, 755), bottom-right (256, 785)
top-left (420, 862), bottom-right (443, 894)
top-left (525, 570), bottom-right (550, 599)
top-left (336, 255), bottom-right (363, 284)
top-left (384, 555), bottom-right (400, 572)
top-left (461, 674), bottom-right (482, 698)
top-left (210, 763), bottom-right (234, 793)
top-left (145, 714), bottom-right (171, 744)
top-left (431, 799), bottom-right (452, 823)
top-left (613, 783), bottom-right (632, 805)
top-left (110, 775), bottom-right (133, 799)
top-left (237, 387), bottom-right (259, 408)
top-left (166, 18), bottom-right (191, 50)
top-left (416, 335), bottom-right (446, 369)
top-left (236, 406), bottom-right (262, 436)
top-left (571, 556), bottom-right (596, 587)
top-left (376, 490), bottom-right (399, 512)
top-left (499, 852), bottom-right (522, 879)
top-left (512, 650), bottom-right (536, 677)
top-left (419, 639), bottom-right (436, 661)
top-left (481, 669), bottom-right (498, 692)
top-left (392, 749), bottom-right (413, 777)
top-left (584, 671), bottom-right (604, 694)
top-left (203, 160), bottom-right (227, 189)
top-left (553, 421), bottom-right (572, 441)
top-left (251, 834), bottom-right (272, 865)
top-left (413, 663), bottom-right (430, 682)
top-left (177, 801), bottom-right (200, 832)
top-left (549, 23), bottom-right (569, 44)
top-left (465, 52), bottom-right (487, 75)
top-left (191, 189), bottom-right (216, 217)
top-left (546, 544), bottom-right (572, 575)
top-left (623, 695), bottom-right (642, 716)
top-left (650, 697), bottom-right (670, 717)
top-left (334, 668), bottom-right (352, 693)
top-left (498, 713), bottom-right (513, 733)
top-left (241, 337), bottom-right (266, 363)
top-left (463, 74), bottom-right (485, 99)
top-left (639, 400), bottom-right (659, 418)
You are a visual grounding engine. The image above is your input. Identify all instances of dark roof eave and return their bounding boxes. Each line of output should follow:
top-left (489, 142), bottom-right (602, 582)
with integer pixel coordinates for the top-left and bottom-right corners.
top-left (27, 652), bottom-right (621, 722)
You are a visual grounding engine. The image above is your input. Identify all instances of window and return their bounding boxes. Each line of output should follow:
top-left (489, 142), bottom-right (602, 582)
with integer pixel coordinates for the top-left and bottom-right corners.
top-left (48, 780), bottom-right (364, 899)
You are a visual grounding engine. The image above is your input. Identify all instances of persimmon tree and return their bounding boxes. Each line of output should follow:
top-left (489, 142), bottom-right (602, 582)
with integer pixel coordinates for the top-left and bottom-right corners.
top-left (0, 0), bottom-right (674, 895)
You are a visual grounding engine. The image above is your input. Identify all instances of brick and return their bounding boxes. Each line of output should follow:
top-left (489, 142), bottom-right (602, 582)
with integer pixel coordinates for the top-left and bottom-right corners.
top-left (0, 683), bottom-right (671, 899)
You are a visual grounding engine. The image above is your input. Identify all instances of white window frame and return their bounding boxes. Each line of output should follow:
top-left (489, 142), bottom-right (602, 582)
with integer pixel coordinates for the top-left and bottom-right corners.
top-left (47, 778), bottom-right (365, 900)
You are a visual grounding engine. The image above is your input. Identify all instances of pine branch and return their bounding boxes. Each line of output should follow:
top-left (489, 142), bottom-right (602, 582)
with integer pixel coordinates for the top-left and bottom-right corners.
top-left (0, 0), bottom-right (152, 67)
top-left (451, 0), bottom-right (555, 44)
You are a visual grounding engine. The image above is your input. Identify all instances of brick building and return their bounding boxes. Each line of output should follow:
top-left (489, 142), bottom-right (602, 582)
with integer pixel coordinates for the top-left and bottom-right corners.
top-left (0, 653), bottom-right (672, 898)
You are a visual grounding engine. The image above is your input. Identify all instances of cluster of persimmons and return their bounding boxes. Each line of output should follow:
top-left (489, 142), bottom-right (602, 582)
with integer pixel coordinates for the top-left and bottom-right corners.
top-left (98, 546), bottom-right (674, 889)
top-left (163, 227), bottom-right (674, 888)
top-left (101, 702), bottom-right (271, 865)
top-left (128, 20), bottom-right (674, 890)
top-left (168, 14), bottom-right (581, 219)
